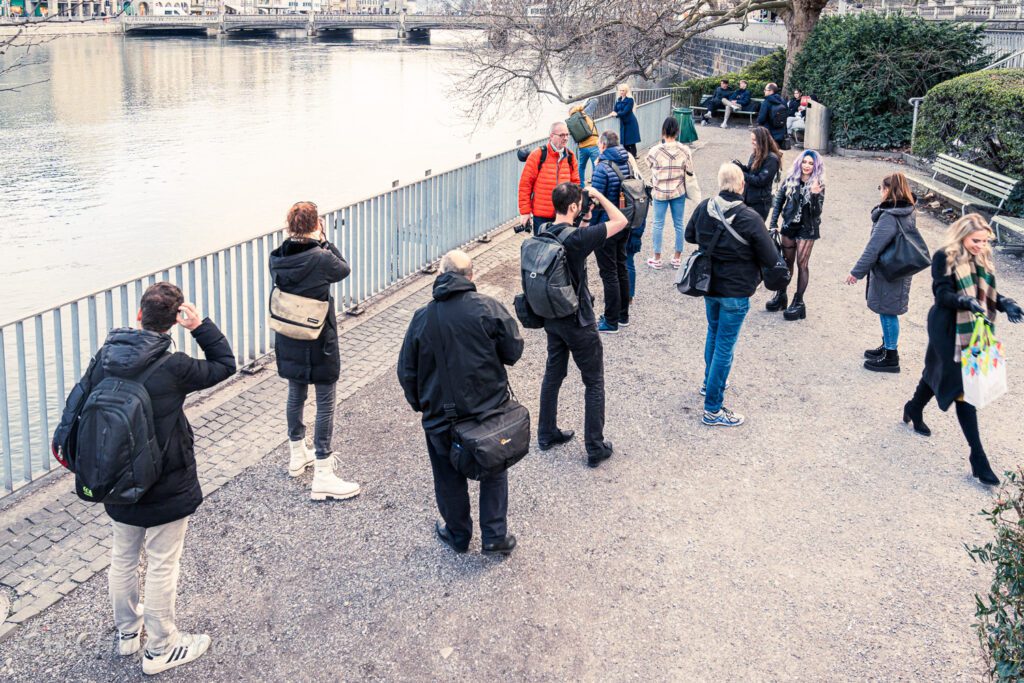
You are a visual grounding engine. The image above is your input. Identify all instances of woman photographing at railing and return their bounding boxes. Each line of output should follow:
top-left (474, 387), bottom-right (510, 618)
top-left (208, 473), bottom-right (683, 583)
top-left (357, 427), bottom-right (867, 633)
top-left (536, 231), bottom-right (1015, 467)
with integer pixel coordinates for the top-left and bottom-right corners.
top-left (269, 201), bottom-right (361, 502)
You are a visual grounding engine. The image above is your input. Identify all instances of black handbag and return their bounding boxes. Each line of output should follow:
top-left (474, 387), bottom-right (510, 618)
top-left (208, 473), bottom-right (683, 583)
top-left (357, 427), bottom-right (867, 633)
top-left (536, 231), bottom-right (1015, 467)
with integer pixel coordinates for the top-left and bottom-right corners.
top-left (513, 292), bottom-right (545, 330)
top-left (762, 229), bottom-right (792, 292)
top-left (877, 214), bottom-right (930, 280)
top-left (426, 303), bottom-right (531, 481)
top-left (676, 219), bottom-right (727, 297)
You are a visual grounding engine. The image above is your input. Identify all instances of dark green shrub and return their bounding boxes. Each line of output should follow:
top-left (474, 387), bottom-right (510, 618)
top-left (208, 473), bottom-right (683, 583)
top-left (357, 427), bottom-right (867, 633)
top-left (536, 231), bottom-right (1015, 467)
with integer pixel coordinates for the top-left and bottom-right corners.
top-left (966, 468), bottom-right (1024, 681)
top-left (674, 49), bottom-right (784, 107)
top-left (914, 69), bottom-right (1024, 214)
top-left (791, 13), bottom-right (987, 149)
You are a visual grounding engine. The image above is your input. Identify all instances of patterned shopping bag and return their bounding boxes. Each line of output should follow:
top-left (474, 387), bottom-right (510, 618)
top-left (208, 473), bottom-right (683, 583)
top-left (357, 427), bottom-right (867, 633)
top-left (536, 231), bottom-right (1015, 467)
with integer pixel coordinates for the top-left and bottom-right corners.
top-left (962, 314), bottom-right (1008, 409)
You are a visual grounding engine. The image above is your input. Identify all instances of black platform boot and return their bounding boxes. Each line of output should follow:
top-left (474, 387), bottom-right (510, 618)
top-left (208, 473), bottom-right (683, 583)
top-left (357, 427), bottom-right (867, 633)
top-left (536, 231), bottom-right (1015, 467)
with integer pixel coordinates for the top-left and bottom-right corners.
top-left (864, 348), bottom-right (900, 373)
top-left (766, 290), bottom-right (788, 312)
top-left (864, 341), bottom-right (885, 359)
top-left (783, 297), bottom-right (806, 321)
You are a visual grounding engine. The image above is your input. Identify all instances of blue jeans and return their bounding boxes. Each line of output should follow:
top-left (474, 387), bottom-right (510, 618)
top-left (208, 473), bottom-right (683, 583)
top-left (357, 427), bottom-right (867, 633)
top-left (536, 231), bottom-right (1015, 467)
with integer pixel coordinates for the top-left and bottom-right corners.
top-left (578, 145), bottom-right (600, 186)
top-left (651, 196), bottom-right (686, 256)
top-left (880, 314), bottom-right (900, 350)
top-left (703, 297), bottom-right (750, 413)
top-left (625, 251), bottom-right (636, 298)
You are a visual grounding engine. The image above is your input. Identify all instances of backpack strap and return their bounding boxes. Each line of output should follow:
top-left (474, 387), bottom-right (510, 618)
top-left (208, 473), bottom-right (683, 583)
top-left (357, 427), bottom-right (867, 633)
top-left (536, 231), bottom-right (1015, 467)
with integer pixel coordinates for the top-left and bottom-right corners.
top-left (606, 161), bottom-right (631, 182)
top-left (135, 352), bottom-right (173, 387)
top-left (538, 145), bottom-right (547, 170)
top-left (425, 302), bottom-right (459, 423)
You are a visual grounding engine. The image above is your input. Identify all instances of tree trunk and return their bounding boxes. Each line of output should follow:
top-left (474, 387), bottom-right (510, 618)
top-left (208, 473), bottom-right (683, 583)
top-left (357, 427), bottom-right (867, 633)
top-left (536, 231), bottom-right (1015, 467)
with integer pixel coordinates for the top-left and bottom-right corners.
top-left (781, 0), bottom-right (829, 93)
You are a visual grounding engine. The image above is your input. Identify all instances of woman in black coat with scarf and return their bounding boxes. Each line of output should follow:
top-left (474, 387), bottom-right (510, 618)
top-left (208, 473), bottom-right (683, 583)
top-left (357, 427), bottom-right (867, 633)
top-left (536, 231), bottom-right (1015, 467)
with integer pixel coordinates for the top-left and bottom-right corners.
top-left (902, 214), bottom-right (1023, 486)
top-left (270, 201), bottom-right (360, 501)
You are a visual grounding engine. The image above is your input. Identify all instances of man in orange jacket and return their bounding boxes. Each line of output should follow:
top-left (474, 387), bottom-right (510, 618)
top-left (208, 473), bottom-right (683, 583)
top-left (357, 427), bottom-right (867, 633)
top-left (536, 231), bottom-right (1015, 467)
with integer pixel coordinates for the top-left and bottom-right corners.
top-left (517, 122), bottom-right (580, 234)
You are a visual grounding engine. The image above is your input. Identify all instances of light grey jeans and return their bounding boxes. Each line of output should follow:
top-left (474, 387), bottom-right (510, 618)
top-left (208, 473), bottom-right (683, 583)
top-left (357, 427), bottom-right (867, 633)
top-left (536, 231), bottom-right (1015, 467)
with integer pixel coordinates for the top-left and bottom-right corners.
top-left (109, 517), bottom-right (189, 655)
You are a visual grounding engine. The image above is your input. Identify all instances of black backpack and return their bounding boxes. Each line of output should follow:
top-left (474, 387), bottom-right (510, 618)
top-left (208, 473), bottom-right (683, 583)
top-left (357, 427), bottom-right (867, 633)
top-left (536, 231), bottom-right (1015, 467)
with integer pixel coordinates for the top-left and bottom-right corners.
top-left (770, 102), bottom-right (789, 130)
top-left (520, 224), bottom-right (579, 319)
top-left (63, 351), bottom-right (172, 504)
top-left (605, 161), bottom-right (650, 230)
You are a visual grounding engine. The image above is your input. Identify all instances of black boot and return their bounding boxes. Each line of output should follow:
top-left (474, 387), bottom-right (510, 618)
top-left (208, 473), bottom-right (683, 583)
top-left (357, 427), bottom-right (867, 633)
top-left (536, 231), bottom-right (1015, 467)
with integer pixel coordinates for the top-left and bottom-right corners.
top-left (970, 452), bottom-right (1001, 486)
top-left (864, 348), bottom-right (900, 373)
top-left (765, 290), bottom-right (788, 312)
top-left (864, 341), bottom-right (885, 359)
top-left (783, 298), bottom-right (806, 321)
top-left (902, 401), bottom-right (931, 436)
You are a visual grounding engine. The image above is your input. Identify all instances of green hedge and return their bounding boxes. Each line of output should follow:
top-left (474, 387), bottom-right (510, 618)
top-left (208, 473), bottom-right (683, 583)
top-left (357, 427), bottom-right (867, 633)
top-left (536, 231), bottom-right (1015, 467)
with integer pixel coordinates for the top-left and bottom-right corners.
top-left (791, 13), bottom-right (987, 149)
top-left (674, 49), bottom-right (785, 107)
top-left (914, 69), bottom-right (1024, 214)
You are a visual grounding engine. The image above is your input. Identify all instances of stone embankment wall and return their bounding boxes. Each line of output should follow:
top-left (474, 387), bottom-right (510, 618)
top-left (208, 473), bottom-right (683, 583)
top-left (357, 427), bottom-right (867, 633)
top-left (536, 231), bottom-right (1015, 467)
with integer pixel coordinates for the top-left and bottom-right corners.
top-left (672, 35), bottom-right (779, 80)
top-left (0, 21), bottom-right (121, 37)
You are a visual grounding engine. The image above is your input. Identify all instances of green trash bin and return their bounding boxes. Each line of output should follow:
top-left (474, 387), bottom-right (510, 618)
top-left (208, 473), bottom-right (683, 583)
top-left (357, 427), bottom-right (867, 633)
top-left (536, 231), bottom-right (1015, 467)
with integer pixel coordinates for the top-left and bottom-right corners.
top-left (674, 107), bottom-right (699, 144)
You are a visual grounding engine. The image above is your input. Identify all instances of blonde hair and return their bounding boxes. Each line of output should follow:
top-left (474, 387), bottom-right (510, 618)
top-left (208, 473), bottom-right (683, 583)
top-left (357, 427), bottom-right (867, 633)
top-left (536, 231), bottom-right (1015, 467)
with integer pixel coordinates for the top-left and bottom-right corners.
top-left (718, 162), bottom-right (744, 194)
top-left (943, 213), bottom-right (994, 274)
top-left (617, 83), bottom-right (632, 98)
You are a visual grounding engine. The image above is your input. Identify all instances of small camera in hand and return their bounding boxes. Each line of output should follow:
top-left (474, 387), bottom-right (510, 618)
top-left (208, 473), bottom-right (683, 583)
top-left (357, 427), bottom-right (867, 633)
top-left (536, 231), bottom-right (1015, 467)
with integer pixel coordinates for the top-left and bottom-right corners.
top-left (513, 220), bottom-right (532, 234)
top-left (574, 192), bottom-right (593, 227)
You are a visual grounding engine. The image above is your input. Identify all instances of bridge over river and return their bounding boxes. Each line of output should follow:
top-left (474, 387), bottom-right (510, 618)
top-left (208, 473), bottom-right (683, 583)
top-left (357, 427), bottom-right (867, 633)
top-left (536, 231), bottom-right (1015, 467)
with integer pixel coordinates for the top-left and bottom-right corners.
top-left (123, 12), bottom-right (493, 37)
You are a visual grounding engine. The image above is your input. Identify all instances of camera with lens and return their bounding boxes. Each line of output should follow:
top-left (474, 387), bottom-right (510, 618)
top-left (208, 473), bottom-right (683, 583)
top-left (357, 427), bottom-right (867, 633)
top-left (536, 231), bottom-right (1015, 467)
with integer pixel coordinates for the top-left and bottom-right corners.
top-left (573, 191), bottom-right (593, 227)
top-left (514, 219), bottom-right (532, 234)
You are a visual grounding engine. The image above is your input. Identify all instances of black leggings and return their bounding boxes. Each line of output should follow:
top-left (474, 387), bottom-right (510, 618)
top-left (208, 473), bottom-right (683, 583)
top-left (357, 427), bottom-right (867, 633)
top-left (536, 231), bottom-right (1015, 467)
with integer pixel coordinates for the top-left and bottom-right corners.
top-left (624, 144), bottom-right (637, 158)
top-left (781, 236), bottom-right (815, 300)
top-left (909, 378), bottom-right (985, 457)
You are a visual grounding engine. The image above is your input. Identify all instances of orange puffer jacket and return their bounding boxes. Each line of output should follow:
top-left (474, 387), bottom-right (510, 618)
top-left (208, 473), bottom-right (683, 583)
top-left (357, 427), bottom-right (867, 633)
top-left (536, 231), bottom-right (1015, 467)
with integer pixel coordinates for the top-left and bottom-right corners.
top-left (517, 144), bottom-right (580, 219)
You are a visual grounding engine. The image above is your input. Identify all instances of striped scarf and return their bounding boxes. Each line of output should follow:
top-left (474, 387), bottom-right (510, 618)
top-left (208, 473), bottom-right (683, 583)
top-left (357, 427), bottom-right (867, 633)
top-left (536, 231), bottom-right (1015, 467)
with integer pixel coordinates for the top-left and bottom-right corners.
top-left (953, 258), bottom-right (999, 361)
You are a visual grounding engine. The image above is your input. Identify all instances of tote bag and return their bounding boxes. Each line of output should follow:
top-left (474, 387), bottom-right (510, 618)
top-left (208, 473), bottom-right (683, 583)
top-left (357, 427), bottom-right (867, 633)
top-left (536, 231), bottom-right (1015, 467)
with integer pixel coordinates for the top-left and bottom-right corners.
top-left (962, 315), bottom-right (1008, 410)
top-left (877, 214), bottom-right (930, 280)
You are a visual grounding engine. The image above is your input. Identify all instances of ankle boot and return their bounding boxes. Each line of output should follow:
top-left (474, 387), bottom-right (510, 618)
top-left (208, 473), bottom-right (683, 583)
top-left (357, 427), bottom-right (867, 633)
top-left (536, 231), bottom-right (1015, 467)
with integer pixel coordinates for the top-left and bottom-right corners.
top-left (969, 452), bottom-right (1001, 486)
top-left (864, 341), bottom-right (885, 359)
top-left (783, 299), bottom-right (806, 321)
top-left (311, 456), bottom-right (361, 501)
top-left (864, 348), bottom-right (900, 373)
top-left (288, 440), bottom-right (315, 477)
top-left (902, 401), bottom-right (931, 436)
top-left (765, 290), bottom-right (788, 312)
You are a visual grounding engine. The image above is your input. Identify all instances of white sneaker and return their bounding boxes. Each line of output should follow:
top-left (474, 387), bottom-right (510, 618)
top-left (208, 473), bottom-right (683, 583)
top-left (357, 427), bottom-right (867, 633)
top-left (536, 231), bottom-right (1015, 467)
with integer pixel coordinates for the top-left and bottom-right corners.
top-left (142, 632), bottom-right (211, 675)
top-left (646, 258), bottom-right (663, 270)
top-left (288, 439), bottom-right (315, 477)
top-left (720, 122), bottom-right (728, 129)
top-left (311, 456), bottom-right (361, 501)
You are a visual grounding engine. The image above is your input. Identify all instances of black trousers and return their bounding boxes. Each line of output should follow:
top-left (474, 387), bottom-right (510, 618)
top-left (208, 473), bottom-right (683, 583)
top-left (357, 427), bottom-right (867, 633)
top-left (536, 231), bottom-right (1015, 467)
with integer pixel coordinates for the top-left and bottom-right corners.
top-left (624, 144), bottom-right (638, 158)
top-left (748, 198), bottom-right (771, 221)
top-left (425, 430), bottom-right (508, 546)
top-left (596, 229), bottom-right (630, 325)
top-left (539, 318), bottom-right (606, 455)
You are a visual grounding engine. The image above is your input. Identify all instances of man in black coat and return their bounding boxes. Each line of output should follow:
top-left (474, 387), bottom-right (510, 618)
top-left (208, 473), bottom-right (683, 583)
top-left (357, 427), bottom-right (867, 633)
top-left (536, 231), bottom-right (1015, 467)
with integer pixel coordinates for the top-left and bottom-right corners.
top-left (398, 250), bottom-right (524, 555)
top-left (757, 82), bottom-right (788, 143)
top-left (66, 282), bottom-right (235, 675)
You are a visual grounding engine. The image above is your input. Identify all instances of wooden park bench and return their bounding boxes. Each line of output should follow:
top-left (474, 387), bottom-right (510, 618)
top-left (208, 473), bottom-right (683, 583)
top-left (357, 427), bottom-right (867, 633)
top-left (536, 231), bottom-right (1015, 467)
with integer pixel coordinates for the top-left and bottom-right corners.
top-left (692, 96), bottom-right (764, 126)
top-left (992, 215), bottom-right (1024, 248)
top-left (909, 153), bottom-right (1020, 241)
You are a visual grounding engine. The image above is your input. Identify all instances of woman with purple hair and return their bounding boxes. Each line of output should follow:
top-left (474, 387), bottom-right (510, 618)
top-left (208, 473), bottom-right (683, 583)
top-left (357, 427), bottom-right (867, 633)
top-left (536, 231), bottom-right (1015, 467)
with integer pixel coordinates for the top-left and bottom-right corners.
top-left (767, 151), bottom-right (826, 320)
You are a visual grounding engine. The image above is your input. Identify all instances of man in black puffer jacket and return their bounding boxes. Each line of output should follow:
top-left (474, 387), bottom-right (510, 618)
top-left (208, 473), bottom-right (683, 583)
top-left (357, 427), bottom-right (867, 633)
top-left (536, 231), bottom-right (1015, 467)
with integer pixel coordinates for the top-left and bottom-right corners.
top-left (65, 282), bottom-right (235, 675)
top-left (398, 250), bottom-right (524, 556)
top-left (685, 163), bottom-right (779, 430)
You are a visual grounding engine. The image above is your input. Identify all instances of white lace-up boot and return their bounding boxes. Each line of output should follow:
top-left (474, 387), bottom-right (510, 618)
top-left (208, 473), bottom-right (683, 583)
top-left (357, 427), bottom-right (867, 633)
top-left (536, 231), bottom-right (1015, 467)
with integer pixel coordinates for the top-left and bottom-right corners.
top-left (288, 440), bottom-right (315, 477)
top-left (311, 456), bottom-right (361, 501)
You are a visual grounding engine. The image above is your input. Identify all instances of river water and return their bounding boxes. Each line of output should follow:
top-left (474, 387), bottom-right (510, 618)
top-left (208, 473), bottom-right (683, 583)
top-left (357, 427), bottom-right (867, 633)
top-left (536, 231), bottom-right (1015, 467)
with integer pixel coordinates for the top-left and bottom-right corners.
top-left (0, 32), bottom-right (567, 323)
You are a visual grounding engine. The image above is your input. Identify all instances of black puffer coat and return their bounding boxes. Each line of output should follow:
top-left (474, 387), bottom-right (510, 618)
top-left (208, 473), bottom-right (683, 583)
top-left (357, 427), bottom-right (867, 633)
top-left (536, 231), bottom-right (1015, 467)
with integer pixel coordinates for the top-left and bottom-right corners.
top-left (72, 323), bottom-right (236, 527)
top-left (397, 273), bottom-right (524, 435)
top-left (269, 238), bottom-right (351, 385)
top-left (740, 152), bottom-right (780, 219)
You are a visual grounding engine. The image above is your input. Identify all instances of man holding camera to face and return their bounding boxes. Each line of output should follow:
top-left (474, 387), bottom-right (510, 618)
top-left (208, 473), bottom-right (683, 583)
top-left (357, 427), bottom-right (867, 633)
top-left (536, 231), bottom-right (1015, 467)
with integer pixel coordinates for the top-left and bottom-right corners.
top-left (536, 183), bottom-right (628, 467)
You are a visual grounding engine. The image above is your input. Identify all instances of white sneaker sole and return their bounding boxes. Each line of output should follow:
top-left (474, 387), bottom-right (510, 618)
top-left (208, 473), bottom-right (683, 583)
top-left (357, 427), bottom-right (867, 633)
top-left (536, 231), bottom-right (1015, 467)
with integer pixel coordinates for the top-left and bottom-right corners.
top-left (142, 637), bottom-right (211, 675)
top-left (311, 487), bottom-right (361, 501)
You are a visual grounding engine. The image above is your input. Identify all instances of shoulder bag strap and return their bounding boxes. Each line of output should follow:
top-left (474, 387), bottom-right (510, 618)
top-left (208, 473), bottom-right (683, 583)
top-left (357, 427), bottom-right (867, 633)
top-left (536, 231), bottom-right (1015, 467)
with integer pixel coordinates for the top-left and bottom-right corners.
top-left (703, 219), bottom-right (728, 258)
top-left (136, 352), bottom-right (173, 387)
top-left (426, 303), bottom-right (459, 423)
top-left (719, 215), bottom-right (749, 246)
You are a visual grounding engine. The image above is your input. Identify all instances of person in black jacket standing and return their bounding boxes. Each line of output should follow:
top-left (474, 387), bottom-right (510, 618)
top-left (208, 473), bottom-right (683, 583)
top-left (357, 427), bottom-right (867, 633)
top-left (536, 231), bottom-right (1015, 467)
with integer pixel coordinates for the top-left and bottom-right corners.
top-left (270, 201), bottom-right (359, 501)
top-left (685, 163), bottom-right (780, 428)
top-left (69, 282), bottom-right (235, 675)
top-left (733, 127), bottom-right (781, 220)
top-left (398, 250), bottom-right (524, 555)
top-left (902, 214), bottom-right (1023, 486)
top-left (757, 82), bottom-right (788, 144)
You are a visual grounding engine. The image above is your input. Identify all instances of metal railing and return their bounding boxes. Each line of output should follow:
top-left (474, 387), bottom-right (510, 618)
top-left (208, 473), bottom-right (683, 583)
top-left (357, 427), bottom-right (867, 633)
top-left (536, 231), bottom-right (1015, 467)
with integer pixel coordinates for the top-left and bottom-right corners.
top-left (0, 96), bottom-right (672, 497)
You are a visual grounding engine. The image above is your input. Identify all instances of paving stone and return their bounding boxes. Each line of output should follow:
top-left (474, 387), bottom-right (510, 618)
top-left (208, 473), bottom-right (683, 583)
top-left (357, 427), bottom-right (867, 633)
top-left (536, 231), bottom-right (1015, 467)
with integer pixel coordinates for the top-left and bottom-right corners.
top-left (0, 621), bottom-right (20, 643)
top-left (70, 568), bottom-right (94, 583)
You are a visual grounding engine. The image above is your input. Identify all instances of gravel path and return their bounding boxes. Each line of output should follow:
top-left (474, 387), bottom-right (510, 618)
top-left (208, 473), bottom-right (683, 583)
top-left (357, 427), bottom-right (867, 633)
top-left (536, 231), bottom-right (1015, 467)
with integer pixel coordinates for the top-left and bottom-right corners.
top-left (2, 127), bottom-right (1022, 681)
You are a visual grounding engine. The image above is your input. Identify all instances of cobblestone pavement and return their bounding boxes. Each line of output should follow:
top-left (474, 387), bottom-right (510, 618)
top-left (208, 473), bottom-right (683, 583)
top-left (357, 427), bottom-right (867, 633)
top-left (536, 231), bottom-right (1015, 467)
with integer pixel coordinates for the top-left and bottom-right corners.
top-left (1, 127), bottom-right (1023, 680)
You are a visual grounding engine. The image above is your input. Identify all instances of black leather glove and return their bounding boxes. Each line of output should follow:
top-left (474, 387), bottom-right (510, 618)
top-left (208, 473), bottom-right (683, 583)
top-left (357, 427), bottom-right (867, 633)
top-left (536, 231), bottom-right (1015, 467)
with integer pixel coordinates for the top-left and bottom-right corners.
top-left (958, 296), bottom-right (986, 315)
top-left (1003, 298), bottom-right (1023, 323)
top-left (731, 159), bottom-right (748, 172)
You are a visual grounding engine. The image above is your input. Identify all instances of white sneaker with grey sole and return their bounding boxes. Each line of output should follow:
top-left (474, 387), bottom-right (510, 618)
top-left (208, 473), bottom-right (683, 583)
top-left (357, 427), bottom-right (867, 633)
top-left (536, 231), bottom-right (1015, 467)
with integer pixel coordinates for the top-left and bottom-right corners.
top-left (142, 632), bottom-right (211, 675)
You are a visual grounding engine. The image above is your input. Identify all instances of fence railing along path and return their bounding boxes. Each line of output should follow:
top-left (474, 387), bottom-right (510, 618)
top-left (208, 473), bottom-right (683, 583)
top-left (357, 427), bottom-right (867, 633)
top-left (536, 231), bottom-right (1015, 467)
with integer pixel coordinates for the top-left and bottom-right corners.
top-left (0, 96), bottom-right (673, 498)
